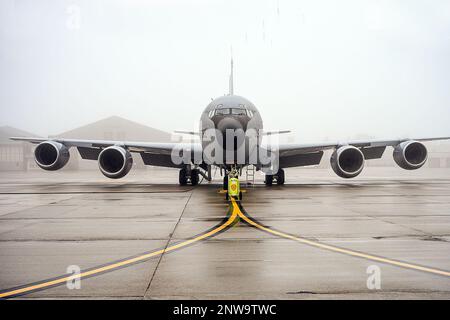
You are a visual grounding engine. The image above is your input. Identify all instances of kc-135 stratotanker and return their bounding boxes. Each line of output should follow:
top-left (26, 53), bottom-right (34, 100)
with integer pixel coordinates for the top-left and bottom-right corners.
top-left (11, 60), bottom-right (450, 189)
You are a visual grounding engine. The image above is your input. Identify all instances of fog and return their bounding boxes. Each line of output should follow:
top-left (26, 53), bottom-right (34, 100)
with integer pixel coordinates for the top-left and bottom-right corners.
top-left (1, 0), bottom-right (449, 142)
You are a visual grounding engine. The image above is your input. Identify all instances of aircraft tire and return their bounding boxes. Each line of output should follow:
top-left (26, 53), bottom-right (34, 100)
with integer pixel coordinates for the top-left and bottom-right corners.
top-left (277, 169), bottom-right (285, 185)
top-left (191, 169), bottom-right (199, 186)
top-left (223, 175), bottom-right (228, 190)
top-left (179, 168), bottom-right (188, 186)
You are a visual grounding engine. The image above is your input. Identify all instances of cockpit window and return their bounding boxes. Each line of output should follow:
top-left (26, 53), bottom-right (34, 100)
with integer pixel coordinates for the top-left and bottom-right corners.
top-left (210, 106), bottom-right (255, 118)
top-left (231, 108), bottom-right (247, 116)
top-left (215, 108), bottom-right (230, 116)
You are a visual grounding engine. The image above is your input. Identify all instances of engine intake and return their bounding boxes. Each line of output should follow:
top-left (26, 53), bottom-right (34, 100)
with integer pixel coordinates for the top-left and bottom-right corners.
top-left (393, 140), bottom-right (427, 170)
top-left (98, 146), bottom-right (133, 179)
top-left (34, 141), bottom-right (70, 171)
top-left (331, 146), bottom-right (365, 178)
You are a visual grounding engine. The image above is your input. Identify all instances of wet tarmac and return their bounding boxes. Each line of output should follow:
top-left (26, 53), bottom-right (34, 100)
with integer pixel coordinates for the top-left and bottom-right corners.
top-left (0, 167), bottom-right (449, 299)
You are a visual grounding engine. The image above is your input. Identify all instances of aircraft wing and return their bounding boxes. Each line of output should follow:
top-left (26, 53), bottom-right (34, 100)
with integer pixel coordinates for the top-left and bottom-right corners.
top-left (272, 136), bottom-right (450, 168)
top-left (10, 137), bottom-right (202, 168)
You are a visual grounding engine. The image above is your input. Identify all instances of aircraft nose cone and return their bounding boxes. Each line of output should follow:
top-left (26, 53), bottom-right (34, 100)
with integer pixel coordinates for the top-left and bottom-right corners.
top-left (215, 118), bottom-right (247, 158)
top-left (217, 118), bottom-right (243, 134)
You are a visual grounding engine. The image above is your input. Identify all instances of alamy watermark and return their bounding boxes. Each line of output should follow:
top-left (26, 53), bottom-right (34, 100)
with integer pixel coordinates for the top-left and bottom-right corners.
top-left (170, 128), bottom-right (281, 174)
top-left (66, 4), bottom-right (81, 30)
top-left (66, 265), bottom-right (81, 290)
top-left (366, 265), bottom-right (381, 290)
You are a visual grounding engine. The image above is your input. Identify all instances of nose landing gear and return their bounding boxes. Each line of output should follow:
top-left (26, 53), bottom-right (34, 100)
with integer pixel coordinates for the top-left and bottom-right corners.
top-left (223, 175), bottom-right (228, 190)
top-left (179, 167), bottom-right (200, 186)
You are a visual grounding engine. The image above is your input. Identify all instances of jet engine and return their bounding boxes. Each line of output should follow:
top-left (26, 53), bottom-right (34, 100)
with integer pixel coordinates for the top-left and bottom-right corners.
top-left (98, 146), bottom-right (133, 179)
top-left (34, 141), bottom-right (70, 170)
top-left (393, 140), bottom-right (427, 170)
top-left (330, 145), bottom-right (365, 178)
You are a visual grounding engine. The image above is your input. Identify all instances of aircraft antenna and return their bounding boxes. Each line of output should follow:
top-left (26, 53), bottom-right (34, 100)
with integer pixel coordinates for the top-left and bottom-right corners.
top-left (228, 50), bottom-right (234, 95)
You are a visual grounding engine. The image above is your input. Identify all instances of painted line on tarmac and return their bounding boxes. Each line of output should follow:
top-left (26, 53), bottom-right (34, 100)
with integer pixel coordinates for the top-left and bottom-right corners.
top-left (3, 193), bottom-right (448, 299)
top-left (232, 198), bottom-right (450, 278)
top-left (0, 205), bottom-right (238, 299)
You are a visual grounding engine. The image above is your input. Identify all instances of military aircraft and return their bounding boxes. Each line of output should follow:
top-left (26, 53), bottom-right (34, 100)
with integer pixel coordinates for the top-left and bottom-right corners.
top-left (11, 60), bottom-right (450, 188)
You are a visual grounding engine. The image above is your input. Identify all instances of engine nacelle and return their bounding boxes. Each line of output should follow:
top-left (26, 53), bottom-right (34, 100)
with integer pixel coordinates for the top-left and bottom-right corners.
top-left (34, 141), bottom-right (70, 171)
top-left (98, 146), bottom-right (133, 179)
top-left (393, 140), bottom-right (427, 170)
top-left (330, 145), bottom-right (365, 178)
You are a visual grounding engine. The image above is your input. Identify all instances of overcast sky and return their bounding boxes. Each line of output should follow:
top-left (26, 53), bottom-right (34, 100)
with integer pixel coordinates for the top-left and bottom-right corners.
top-left (1, 0), bottom-right (449, 142)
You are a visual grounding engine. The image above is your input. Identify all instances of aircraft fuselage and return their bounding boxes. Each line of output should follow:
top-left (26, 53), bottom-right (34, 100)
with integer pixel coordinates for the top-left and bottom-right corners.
top-left (199, 94), bottom-right (263, 169)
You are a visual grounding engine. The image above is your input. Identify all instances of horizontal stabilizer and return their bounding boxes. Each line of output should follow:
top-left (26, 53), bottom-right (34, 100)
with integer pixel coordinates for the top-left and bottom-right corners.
top-left (174, 131), bottom-right (199, 136)
top-left (263, 130), bottom-right (291, 136)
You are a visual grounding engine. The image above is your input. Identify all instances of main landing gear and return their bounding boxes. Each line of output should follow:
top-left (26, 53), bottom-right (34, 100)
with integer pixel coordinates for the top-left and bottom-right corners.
top-left (179, 168), bottom-right (199, 186)
top-left (264, 168), bottom-right (285, 186)
top-left (223, 175), bottom-right (228, 190)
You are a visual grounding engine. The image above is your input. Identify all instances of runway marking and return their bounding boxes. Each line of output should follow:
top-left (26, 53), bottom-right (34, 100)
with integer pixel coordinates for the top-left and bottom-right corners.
top-left (2, 193), bottom-right (449, 299)
top-left (0, 206), bottom-right (239, 299)
top-left (231, 198), bottom-right (450, 278)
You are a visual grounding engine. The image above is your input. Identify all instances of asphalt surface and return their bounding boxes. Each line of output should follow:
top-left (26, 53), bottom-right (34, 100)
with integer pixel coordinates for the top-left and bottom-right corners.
top-left (0, 167), bottom-right (449, 299)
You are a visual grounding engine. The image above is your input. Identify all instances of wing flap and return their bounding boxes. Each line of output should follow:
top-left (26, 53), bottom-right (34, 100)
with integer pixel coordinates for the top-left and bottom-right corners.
top-left (279, 151), bottom-right (324, 168)
top-left (77, 147), bottom-right (101, 160)
top-left (360, 146), bottom-right (386, 160)
top-left (140, 152), bottom-right (183, 168)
